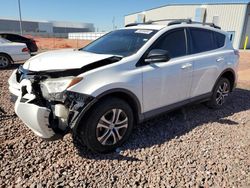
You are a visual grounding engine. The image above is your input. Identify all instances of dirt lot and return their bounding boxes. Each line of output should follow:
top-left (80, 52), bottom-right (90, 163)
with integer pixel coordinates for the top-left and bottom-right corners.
top-left (238, 51), bottom-right (250, 88)
top-left (0, 52), bottom-right (250, 187)
top-left (25, 36), bottom-right (92, 50)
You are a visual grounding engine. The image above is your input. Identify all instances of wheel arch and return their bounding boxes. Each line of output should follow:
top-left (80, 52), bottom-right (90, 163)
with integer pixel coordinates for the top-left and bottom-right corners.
top-left (213, 68), bottom-right (236, 92)
top-left (0, 52), bottom-right (13, 62)
top-left (96, 89), bottom-right (142, 123)
top-left (73, 88), bottom-right (143, 132)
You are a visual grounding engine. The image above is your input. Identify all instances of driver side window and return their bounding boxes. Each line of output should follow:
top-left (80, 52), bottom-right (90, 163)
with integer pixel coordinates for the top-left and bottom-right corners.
top-left (152, 29), bottom-right (187, 58)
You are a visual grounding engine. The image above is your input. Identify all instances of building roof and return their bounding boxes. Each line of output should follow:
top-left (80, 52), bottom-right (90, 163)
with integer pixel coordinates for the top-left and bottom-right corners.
top-left (126, 0), bottom-right (250, 16)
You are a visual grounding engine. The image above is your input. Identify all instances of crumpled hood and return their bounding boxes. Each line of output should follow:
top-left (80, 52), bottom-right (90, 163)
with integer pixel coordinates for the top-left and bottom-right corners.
top-left (23, 49), bottom-right (115, 72)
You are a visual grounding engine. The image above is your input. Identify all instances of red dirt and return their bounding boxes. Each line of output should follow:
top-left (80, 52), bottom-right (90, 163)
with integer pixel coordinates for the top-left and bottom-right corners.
top-left (238, 51), bottom-right (250, 89)
top-left (31, 37), bottom-right (92, 50)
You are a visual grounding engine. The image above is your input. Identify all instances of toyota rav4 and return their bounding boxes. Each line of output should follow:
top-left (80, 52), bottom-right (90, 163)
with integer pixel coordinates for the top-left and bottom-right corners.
top-left (8, 20), bottom-right (239, 153)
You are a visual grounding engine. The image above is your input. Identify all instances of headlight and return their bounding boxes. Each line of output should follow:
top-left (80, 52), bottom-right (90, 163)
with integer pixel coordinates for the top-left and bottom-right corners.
top-left (40, 77), bottom-right (83, 101)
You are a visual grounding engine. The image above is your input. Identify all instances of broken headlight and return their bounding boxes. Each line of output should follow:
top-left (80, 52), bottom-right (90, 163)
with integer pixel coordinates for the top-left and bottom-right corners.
top-left (40, 77), bottom-right (83, 101)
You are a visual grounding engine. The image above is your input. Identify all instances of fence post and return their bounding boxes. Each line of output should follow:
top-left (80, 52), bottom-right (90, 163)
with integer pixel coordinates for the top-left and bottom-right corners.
top-left (244, 36), bottom-right (248, 50)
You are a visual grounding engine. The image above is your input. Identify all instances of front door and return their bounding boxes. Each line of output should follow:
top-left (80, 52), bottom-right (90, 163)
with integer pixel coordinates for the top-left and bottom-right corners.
top-left (141, 28), bottom-right (193, 113)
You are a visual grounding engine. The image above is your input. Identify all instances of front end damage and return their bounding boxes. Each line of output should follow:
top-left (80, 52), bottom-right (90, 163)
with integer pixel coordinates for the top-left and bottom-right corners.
top-left (9, 66), bottom-right (94, 140)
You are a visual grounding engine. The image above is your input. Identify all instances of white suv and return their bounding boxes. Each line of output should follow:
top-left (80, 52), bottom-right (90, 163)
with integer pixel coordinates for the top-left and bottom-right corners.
top-left (8, 20), bottom-right (239, 153)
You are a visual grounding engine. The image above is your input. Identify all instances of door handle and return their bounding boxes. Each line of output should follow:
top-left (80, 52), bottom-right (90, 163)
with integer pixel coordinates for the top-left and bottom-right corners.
top-left (181, 63), bottom-right (192, 69)
top-left (216, 57), bottom-right (224, 63)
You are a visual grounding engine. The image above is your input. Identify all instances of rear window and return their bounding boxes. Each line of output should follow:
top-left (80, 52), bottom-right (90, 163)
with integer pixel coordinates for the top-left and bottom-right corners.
top-left (190, 28), bottom-right (215, 54)
top-left (214, 32), bottom-right (226, 48)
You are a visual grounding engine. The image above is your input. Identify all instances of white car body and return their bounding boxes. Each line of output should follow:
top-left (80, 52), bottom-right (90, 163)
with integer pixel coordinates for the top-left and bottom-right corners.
top-left (0, 38), bottom-right (30, 63)
top-left (8, 21), bottom-right (239, 149)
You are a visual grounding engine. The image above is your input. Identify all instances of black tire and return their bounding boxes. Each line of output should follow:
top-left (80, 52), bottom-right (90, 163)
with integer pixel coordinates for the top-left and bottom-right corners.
top-left (77, 97), bottom-right (134, 153)
top-left (207, 77), bottom-right (231, 109)
top-left (0, 54), bottom-right (11, 69)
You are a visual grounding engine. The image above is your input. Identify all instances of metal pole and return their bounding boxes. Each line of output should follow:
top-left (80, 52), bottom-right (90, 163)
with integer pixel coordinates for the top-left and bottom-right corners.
top-left (244, 36), bottom-right (249, 50)
top-left (18, 0), bottom-right (23, 35)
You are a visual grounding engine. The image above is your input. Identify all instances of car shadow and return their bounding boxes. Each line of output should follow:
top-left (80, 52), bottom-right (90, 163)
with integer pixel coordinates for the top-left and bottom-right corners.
top-left (73, 88), bottom-right (250, 161)
top-left (1, 64), bottom-right (20, 71)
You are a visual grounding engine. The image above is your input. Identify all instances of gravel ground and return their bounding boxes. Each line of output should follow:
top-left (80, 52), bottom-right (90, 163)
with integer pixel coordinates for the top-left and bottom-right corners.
top-left (0, 67), bottom-right (250, 188)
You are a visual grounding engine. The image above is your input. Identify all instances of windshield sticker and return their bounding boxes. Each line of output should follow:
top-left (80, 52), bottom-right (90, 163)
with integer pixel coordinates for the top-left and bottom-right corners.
top-left (135, 30), bottom-right (153, 34)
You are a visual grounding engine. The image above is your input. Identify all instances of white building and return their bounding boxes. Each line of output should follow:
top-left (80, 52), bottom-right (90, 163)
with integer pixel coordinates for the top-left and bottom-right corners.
top-left (125, 2), bottom-right (250, 49)
top-left (68, 32), bottom-right (107, 40)
top-left (0, 18), bottom-right (94, 37)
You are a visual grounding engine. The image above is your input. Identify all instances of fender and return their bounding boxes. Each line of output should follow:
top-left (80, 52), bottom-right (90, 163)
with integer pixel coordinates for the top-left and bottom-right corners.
top-left (96, 88), bottom-right (142, 115)
top-left (212, 68), bottom-right (236, 92)
top-left (71, 88), bottom-right (143, 132)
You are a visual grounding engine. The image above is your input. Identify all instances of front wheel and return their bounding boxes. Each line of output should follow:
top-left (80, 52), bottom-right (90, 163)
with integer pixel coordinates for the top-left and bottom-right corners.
top-left (207, 77), bottom-right (231, 109)
top-left (77, 97), bottom-right (134, 153)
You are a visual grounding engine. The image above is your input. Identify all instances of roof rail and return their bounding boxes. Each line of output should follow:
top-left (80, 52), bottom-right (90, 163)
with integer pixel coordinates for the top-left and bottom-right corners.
top-left (191, 21), bottom-right (221, 29)
top-left (146, 18), bottom-right (189, 24)
top-left (125, 19), bottom-right (221, 29)
top-left (125, 22), bottom-right (151, 27)
top-left (125, 19), bottom-right (189, 27)
top-left (167, 20), bottom-right (221, 29)
top-left (167, 19), bottom-right (192, 26)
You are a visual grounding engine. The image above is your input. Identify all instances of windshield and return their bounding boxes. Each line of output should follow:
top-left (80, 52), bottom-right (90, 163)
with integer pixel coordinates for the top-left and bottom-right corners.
top-left (81, 29), bottom-right (157, 57)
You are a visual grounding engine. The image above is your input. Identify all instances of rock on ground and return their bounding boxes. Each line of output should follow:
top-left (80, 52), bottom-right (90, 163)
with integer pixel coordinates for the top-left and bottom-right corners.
top-left (0, 68), bottom-right (250, 187)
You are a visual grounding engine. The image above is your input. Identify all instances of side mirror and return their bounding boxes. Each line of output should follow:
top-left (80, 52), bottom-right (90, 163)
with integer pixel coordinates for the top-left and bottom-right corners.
top-left (145, 49), bottom-right (170, 63)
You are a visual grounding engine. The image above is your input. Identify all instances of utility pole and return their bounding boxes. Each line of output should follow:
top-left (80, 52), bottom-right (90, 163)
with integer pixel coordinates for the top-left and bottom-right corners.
top-left (18, 0), bottom-right (23, 35)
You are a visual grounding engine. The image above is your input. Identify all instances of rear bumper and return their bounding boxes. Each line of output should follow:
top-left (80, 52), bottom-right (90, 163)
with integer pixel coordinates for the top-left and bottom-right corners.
top-left (11, 53), bottom-right (30, 62)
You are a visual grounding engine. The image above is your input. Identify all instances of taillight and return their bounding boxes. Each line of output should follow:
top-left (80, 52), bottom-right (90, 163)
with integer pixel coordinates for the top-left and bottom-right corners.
top-left (22, 47), bottom-right (29, 52)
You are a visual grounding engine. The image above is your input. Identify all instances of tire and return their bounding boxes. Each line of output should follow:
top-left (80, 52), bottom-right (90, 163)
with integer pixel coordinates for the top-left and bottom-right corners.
top-left (0, 54), bottom-right (11, 69)
top-left (207, 77), bottom-right (231, 109)
top-left (77, 97), bottom-right (134, 153)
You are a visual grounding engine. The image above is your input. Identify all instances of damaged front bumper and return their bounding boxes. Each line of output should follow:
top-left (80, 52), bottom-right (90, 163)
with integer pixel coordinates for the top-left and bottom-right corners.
top-left (13, 90), bottom-right (94, 140)
top-left (15, 98), bottom-right (55, 139)
top-left (9, 68), bottom-right (95, 140)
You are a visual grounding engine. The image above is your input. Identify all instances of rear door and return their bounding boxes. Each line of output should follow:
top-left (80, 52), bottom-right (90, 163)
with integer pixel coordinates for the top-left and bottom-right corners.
top-left (188, 28), bottom-right (226, 97)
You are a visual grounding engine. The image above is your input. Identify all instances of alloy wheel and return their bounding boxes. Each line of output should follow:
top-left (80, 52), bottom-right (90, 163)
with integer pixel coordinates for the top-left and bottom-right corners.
top-left (216, 82), bottom-right (230, 105)
top-left (0, 56), bottom-right (9, 68)
top-left (96, 109), bottom-right (128, 146)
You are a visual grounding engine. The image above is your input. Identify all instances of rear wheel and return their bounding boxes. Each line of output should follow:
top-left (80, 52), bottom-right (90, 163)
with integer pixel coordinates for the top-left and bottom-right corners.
top-left (0, 54), bottom-right (11, 69)
top-left (77, 97), bottom-right (134, 153)
top-left (207, 77), bottom-right (231, 109)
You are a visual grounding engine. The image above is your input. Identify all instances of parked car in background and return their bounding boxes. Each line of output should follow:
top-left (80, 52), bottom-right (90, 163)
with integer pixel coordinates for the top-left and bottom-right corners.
top-left (0, 33), bottom-right (38, 53)
top-left (0, 38), bottom-right (30, 68)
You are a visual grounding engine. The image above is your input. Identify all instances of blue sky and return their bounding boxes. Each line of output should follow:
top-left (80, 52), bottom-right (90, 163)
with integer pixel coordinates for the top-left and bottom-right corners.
top-left (0, 0), bottom-right (248, 31)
